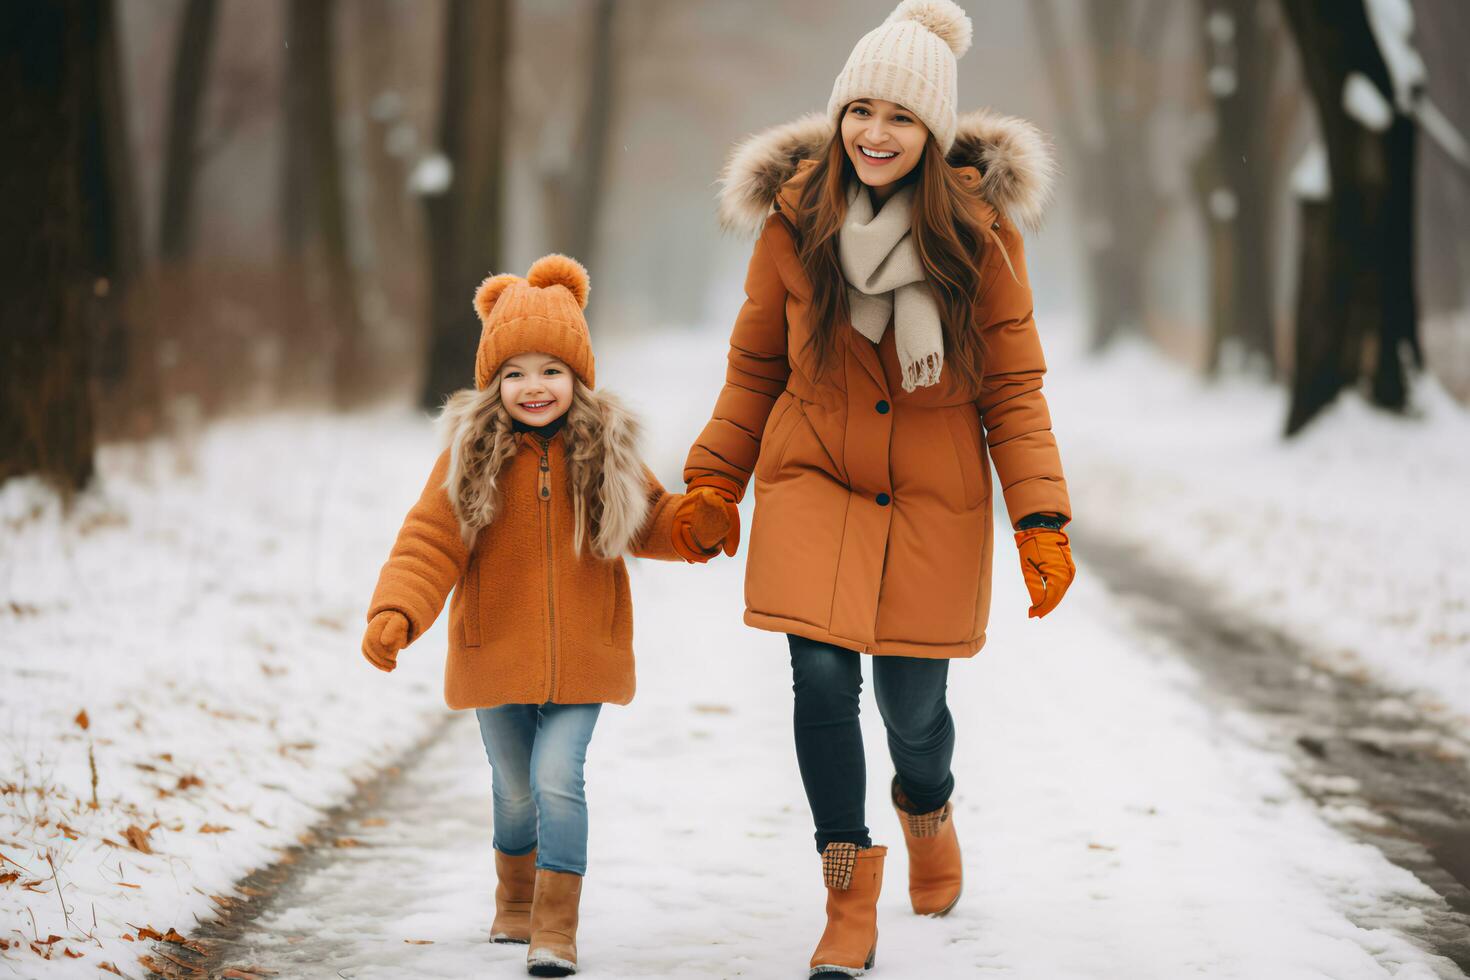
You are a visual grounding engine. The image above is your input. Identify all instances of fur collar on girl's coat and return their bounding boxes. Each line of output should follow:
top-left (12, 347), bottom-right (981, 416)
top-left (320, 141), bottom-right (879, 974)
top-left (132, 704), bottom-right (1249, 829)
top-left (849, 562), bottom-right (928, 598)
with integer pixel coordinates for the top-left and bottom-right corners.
top-left (716, 108), bottom-right (1057, 237)
top-left (437, 380), bottom-right (651, 559)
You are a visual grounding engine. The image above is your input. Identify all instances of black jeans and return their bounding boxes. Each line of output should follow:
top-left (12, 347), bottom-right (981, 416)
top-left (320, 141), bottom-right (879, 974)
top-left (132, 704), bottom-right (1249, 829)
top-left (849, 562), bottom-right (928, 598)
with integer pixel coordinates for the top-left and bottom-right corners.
top-left (788, 633), bottom-right (956, 853)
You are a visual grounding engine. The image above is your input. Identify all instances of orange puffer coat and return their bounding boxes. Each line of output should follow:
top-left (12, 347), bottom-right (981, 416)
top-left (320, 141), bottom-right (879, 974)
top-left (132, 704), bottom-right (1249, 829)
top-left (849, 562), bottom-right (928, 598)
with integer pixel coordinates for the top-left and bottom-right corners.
top-left (369, 387), bottom-right (681, 708)
top-left (685, 110), bottom-right (1071, 659)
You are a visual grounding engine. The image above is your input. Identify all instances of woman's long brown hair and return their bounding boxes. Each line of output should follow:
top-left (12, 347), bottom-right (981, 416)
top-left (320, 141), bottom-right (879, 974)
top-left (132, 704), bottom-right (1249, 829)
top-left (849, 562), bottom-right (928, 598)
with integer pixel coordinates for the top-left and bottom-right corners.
top-left (794, 126), bottom-right (991, 392)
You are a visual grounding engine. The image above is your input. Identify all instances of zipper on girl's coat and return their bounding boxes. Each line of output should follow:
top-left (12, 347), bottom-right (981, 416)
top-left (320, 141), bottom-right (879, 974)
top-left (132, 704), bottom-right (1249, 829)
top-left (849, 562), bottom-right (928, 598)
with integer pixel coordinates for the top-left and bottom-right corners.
top-left (536, 436), bottom-right (558, 700)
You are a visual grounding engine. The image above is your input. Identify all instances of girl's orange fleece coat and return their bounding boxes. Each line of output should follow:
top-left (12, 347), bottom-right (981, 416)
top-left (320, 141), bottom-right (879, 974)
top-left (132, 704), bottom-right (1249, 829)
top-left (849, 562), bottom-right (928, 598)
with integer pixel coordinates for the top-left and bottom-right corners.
top-left (367, 386), bottom-right (684, 710)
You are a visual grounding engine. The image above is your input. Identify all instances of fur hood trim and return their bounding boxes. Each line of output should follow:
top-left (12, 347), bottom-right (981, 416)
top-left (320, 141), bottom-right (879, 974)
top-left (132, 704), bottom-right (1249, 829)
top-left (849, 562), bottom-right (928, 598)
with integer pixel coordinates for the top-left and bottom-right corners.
top-left (435, 385), bottom-right (652, 559)
top-left (716, 108), bottom-right (1056, 236)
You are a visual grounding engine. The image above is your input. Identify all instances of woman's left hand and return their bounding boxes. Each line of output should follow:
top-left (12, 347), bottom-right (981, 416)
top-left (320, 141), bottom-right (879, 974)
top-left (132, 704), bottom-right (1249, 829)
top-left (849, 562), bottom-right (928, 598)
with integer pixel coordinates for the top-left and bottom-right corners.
top-left (1014, 528), bottom-right (1075, 618)
top-left (672, 487), bottom-right (741, 562)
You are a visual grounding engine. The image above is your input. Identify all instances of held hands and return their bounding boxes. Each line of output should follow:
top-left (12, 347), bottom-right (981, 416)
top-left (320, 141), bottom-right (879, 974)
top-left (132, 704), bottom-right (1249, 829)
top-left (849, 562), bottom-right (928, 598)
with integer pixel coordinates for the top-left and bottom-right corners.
top-left (1015, 528), bottom-right (1075, 619)
top-left (672, 483), bottom-right (741, 563)
top-left (362, 610), bottom-right (409, 672)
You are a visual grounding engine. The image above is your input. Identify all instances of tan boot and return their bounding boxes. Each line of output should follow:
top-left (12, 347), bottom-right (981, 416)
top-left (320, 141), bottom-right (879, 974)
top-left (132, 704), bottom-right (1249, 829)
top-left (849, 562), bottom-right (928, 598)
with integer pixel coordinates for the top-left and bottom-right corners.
top-left (892, 777), bottom-right (962, 916)
top-left (491, 849), bottom-right (537, 943)
top-left (526, 868), bottom-right (582, 977)
top-left (810, 842), bottom-right (886, 978)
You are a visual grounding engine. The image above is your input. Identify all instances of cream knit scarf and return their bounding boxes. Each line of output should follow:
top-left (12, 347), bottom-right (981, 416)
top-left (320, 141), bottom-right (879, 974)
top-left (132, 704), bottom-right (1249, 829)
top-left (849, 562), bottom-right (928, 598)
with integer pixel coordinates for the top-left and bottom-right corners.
top-left (838, 181), bottom-right (943, 391)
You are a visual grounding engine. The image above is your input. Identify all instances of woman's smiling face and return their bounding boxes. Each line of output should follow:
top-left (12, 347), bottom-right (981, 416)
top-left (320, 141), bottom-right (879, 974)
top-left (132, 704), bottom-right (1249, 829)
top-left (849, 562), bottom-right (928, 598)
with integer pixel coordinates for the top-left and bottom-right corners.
top-left (841, 98), bottom-right (928, 193)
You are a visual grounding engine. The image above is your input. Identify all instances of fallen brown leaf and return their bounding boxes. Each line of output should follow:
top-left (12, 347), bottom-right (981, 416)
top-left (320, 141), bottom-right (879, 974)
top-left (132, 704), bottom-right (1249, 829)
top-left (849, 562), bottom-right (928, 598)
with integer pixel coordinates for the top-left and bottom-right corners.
top-left (198, 824), bottom-right (231, 834)
top-left (64, 947), bottom-right (84, 958)
top-left (332, 837), bottom-right (361, 848)
top-left (122, 824), bottom-right (153, 854)
top-left (58, 822), bottom-right (81, 840)
top-left (75, 709), bottom-right (90, 730)
top-left (99, 963), bottom-right (124, 975)
top-left (177, 774), bottom-right (204, 791)
top-left (359, 818), bottom-right (387, 828)
top-left (0, 871), bottom-right (18, 885)
top-left (403, 938), bottom-right (433, 944)
top-left (117, 881), bottom-right (141, 889)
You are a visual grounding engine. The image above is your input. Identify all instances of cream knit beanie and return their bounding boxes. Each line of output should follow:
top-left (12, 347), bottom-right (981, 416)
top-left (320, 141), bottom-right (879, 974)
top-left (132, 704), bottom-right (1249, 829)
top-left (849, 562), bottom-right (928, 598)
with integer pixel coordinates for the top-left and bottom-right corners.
top-left (827, 0), bottom-right (973, 153)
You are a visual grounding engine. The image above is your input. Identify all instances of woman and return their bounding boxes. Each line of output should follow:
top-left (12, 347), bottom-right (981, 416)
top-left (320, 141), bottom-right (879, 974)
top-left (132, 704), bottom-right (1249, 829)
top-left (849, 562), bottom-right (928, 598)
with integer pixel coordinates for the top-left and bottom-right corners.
top-left (682, 1), bottom-right (1075, 975)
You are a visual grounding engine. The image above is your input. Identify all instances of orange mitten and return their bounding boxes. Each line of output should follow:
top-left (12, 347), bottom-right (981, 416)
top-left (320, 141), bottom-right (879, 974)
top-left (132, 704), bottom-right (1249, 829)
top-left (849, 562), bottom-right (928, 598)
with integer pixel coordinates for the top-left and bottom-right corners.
top-left (1014, 528), bottom-right (1075, 619)
top-left (362, 610), bottom-right (409, 672)
top-left (672, 487), bottom-right (740, 563)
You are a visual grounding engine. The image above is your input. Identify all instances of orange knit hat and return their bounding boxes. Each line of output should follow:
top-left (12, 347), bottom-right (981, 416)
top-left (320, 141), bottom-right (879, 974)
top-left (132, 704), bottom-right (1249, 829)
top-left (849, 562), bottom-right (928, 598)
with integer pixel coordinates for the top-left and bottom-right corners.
top-left (471, 254), bottom-right (595, 390)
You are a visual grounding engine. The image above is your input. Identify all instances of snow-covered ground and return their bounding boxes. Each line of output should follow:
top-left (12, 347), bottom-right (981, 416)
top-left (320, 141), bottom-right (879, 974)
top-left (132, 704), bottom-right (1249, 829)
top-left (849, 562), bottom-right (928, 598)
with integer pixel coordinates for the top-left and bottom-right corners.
top-left (0, 414), bottom-right (448, 976)
top-left (1, 325), bottom-right (1466, 978)
top-left (1040, 325), bottom-right (1470, 728)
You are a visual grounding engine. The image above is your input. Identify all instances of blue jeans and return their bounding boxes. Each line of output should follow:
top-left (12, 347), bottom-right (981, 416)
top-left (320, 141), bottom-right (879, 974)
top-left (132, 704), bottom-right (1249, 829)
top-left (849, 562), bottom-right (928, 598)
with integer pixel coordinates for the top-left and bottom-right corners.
top-left (789, 635), bottom-right (956, 853)
top-left (475, 702), bottom-right (602, 876)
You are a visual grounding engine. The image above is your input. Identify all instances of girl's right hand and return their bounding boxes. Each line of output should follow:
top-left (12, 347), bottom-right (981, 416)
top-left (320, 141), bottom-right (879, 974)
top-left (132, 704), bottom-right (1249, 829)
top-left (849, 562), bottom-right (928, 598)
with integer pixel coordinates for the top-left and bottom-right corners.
top-left (362, 610), bottom-right (409, 672)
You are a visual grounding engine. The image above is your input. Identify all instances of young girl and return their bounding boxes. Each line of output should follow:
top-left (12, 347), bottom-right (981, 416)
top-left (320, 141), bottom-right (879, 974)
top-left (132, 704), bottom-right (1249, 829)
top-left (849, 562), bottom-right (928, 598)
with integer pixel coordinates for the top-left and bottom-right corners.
top-left (361, 254), bottom-right (735, 977)
top-left (684, 1), bottom-right (1075, 975)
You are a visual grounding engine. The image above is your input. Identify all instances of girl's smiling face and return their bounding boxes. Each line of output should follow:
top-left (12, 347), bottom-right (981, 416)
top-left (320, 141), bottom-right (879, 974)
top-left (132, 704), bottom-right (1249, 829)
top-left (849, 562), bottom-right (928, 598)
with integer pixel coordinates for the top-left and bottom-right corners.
top-left (841, 99), bottom-right (928, 196)
top-left (499, 352), bottom-right (574, 426)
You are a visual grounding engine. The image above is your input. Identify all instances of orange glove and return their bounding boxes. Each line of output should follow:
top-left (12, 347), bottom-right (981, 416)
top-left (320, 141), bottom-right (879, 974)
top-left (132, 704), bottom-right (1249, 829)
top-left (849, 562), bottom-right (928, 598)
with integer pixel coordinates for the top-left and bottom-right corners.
top-left (671, 487), bottom-right (739, 563)
top-left (362, 610), bottom-right (409, 672)
top-left (1015, 528), bottom-right (1075, 619)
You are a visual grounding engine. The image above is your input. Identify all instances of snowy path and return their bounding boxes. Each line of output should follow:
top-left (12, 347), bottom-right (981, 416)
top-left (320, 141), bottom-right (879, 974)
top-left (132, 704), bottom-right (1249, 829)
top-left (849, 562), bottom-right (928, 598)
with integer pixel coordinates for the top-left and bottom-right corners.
top-left (7, 332), bottom-right (1468, 978)
top-left (191, 533), bottom-right (1461, 979)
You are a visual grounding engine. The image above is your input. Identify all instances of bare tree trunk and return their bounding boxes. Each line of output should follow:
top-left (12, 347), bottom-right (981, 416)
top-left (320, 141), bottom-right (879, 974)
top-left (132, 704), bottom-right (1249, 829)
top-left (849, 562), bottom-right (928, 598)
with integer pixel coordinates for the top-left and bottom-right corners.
top-left (1032, 0), bottom-right (1166, 350)
top-left (158, 0), bottom-right (218, 264)
top-left (281, 0), bottom-right (368, 406)
top-left (1281, 0), bottom-right (1419, 434)
top-left (1195, 0), bottom-right (1280, 375)
top-left (0, 1), bottom-right (103, 494)
top-left (420, 0), bottom-right (511, 409)
top-left (342, 0), bottom-right (427, 397)
top-left (93, 0), bottom-right (157, 437)
top-left (568, 0), bottom-right (617, 269)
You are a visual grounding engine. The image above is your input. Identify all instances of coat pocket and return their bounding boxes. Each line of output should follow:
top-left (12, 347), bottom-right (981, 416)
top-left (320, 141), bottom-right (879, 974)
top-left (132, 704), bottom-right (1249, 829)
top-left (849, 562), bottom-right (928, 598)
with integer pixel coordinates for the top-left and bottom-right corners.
top-left (944, 407), bottom-right (987, 510)
top-left (603, 562), bottom-right (619, 646)
top-left (754, 394), bottom-right (802, 483)
top-left (462, 559), bottom-right (482, 647)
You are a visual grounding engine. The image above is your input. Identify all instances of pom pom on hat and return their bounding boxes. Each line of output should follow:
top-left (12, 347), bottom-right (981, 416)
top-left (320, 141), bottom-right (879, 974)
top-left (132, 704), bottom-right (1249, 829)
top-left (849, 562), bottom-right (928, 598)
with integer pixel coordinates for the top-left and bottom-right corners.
top-left (886, 0), bottom-right (972, 57)
top-left (527, 253), bottom-right (590, 310)
top-left (473, 273), bottom-right (522, 323)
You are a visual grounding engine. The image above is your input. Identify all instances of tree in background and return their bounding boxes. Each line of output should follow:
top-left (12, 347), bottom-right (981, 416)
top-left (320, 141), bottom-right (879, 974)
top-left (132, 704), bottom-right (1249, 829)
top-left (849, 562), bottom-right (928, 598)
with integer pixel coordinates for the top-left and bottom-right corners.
top-left (419, 0), bottom-right (511, 409)
top-left (0, 1), bottom-right (126, 493)
top-left (1281, 0), bottom-right (1420, 434)
top-left (539, 0), bottom-right (618, 276)
top-left (339, 0), bottom-right (432, 402)
top-left (1191, 0), bottom-right (1291, 376)
top-left (1032, 0), bottom-right (1172, 351)
top-left (281, 0), bottom-right (370, 407)
top-left (90, 0), bottom-right (152, 434)
top-left (158, 0), bottom-right (218, 265)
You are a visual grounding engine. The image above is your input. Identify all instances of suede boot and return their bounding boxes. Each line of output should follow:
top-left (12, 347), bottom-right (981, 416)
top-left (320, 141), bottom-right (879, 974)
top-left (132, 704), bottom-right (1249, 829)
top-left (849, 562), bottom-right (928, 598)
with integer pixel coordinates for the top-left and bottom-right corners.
top-left (892, 777), bottom-right (962, 916)
top-left (527, 868), bottom-right (582, 977)
top-left (810, 842), bottom-right (886, 978)
top-left (491, 849), bottom-right (537, 944)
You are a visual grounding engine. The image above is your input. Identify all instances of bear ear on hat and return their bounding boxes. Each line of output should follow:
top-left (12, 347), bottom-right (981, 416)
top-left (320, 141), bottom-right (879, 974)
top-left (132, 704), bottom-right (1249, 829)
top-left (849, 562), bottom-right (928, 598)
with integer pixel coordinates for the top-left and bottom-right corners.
top-left (527, 253), bottom-right (590, 310)
top-left (473, 273), bottom-right (522, 323)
